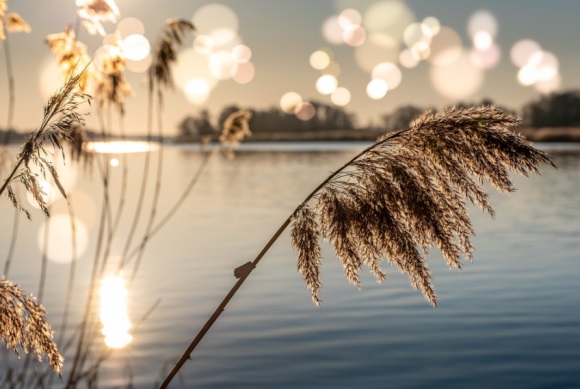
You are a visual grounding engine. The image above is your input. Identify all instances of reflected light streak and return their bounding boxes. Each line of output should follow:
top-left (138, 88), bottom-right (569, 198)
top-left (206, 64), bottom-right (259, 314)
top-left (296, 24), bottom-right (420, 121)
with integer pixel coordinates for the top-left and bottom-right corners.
top-left (86, 141), bottom-right (159, 154)
top-left (99, 275), bottom-right (132, 349)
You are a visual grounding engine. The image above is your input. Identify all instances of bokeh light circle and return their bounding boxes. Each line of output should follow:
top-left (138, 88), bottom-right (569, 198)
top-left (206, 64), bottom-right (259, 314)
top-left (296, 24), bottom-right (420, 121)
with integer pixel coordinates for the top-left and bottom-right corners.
top-left (231, 44), bottom-right (252, 63)
top-left (354, 32), bottom-right (398, 73)
top-left (322, 16), bottom-right (344, 45)
top-left (367, 79), bottom-right (388, 100)
top-left (363, 0), bottom-right (415, 43)
top-left (372, 62), bottom-right (402, 90)
top-left (510, 39), bottom-right (542, 68)
top-left (192, 4), bottom-right (239, 47)
top-left (121, 34), bottom-right (150, 61)
top-left (280, 92), bottom-right (303, 113)
top-left (427, 26), bottom-right (463, 66)
top-left (316, 74), bottom-right (338, 95)
top-left (295, 101), bottom-right (316, 121)
top-left (331, 87), bottom-right (351, 106)
top-left (467, 10), bottom-right (498, 38)
top-left (193, 35), bottom-right (214, 55)
top-left (117, 17), bottom-right (145, 38)
top-left (430, 51), bottom-right (484, 99)
top-left (231, 62), bottom-right (255, 84)
top-left (310, 49), bottom-right (332, 70)
top-left (38, 214), bottom-right (89, 264)
top-left (184, 78), bottom-right (211, 104)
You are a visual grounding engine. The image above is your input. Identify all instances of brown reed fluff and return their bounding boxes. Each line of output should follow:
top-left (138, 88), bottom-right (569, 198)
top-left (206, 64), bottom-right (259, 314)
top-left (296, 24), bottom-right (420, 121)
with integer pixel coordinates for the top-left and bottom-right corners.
top-left (149, 19), bottom-right (195, 92)
top-left (0, 70), bottom-right (91, 218)
top-left (290, 106), bottom-right (553, 306)
top-left (0, 277), bottom-right (63, 374)
top-left (159, 106), bottom-right (554, 389)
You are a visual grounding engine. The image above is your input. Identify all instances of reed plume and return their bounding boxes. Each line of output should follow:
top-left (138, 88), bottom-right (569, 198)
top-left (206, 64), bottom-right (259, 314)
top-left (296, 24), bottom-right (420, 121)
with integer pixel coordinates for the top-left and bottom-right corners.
top-left (149, 19), bottom-right (195, 92)
top-left (46, 27), bottom-right (92, 92)
top-left (291, 106), bottom-right (553, 305)
top-left (0, 277), bottom-right (63, 374)
top-left (159, 105), bottom-right (553, 388)
top-left (0, 70), bottom-right (91, 217)
top-left (76, 0), bottom-right (120, 36)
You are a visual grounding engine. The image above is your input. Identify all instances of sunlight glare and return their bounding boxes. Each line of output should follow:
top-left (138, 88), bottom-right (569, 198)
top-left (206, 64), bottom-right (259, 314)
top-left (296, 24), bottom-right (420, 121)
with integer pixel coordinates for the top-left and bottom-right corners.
top-left (26, 179), bottom-right (56, 209)
top-left (99, 275), bottom-right (132, 349)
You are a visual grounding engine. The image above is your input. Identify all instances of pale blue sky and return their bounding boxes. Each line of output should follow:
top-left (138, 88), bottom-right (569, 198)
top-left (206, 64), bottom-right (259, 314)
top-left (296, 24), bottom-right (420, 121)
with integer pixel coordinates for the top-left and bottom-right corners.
top-left (2, 0), bottom-right (580, 133)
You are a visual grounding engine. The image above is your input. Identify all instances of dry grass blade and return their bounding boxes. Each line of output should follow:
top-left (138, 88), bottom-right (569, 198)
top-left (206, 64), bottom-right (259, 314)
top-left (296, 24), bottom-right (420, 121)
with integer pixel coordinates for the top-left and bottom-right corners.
top-left (0, 277), bottom-right (63, 374)
top-left (290, 105), bottom-right (552, 306)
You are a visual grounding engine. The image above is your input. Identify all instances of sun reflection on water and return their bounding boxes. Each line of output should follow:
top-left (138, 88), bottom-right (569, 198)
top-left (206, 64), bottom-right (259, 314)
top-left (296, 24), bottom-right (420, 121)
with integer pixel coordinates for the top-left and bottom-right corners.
top-left (99, 275), bottom-right (132, 349)
top-left (86, 140), bottom-right (159, 154)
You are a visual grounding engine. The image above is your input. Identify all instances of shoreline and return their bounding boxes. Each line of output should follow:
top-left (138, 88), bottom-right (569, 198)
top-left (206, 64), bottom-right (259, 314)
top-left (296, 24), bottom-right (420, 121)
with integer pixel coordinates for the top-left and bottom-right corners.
top-left (173, 127), bottom-right (580, 144)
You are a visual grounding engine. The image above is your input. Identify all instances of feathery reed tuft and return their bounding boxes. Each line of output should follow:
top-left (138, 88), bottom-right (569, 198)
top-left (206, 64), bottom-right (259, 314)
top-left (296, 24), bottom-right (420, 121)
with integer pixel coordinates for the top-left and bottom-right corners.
top-left (0, 70), bottom-right (92, 217)
top-left (5, 12), bottom-right (30, 33)
top-left (149, 19), bottom-right (195, 91)
top-left (0, 277), bottom-right (63, 374)
top-left (290, 106), bottom-right (553, 305)
top-left (76, 0), bottom-right (120, 36)
top-left (46, 27), bottom-right (92, 92)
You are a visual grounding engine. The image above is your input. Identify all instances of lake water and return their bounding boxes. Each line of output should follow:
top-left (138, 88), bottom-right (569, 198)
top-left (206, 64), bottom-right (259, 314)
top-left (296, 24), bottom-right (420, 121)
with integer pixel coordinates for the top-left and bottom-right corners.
top-left (1, 142), bottom-right (579, 388)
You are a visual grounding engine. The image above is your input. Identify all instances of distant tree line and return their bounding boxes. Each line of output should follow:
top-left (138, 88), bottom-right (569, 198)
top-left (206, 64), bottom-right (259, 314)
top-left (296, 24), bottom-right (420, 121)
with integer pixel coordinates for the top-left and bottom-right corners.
top-left (177, 90), bottom-right (580, 139)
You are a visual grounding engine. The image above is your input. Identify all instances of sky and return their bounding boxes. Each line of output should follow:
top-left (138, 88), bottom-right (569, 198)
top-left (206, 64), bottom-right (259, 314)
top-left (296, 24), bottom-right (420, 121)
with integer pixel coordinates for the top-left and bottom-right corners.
top-left (2, 0), bottom-right (580, 134)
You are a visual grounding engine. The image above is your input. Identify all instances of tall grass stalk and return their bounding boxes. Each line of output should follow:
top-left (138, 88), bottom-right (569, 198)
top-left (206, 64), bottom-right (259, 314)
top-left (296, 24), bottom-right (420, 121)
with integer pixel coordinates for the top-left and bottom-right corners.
top-left (159, 106), bottom-right (553, 388)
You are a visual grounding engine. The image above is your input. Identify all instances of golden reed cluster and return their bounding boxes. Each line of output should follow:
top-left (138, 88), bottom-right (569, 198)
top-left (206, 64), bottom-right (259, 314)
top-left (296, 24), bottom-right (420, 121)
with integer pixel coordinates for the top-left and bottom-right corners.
top-left (291, 106), bottom-right (553, 306)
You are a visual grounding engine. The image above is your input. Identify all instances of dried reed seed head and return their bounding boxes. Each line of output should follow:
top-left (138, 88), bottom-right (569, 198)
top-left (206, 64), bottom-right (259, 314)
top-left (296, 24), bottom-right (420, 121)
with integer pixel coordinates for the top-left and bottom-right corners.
top-left (94, 40), bottom-right (133, 113)
top-left (219, 109), bottom-right (253, 148)
top-left (45, 27), bottom-right (93, 92)
top-left (5, 12), bottom-right (30, 33)
top-left (150, 19), bottom-right (195, 90)
top-left (76, 0), bottom-right (120, 36)
top-left (291, 205), bottom-right (323, 305)
top-left (0, 277), bottom-right (63, 374)
top-left (291, 105), bottom-right (551, 306)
